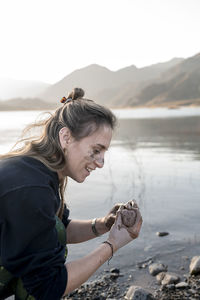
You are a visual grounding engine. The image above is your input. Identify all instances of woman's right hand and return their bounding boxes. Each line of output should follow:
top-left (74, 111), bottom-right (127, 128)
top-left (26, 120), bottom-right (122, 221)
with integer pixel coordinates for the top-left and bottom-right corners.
top-left (107, 206), bottom-right (143, 252)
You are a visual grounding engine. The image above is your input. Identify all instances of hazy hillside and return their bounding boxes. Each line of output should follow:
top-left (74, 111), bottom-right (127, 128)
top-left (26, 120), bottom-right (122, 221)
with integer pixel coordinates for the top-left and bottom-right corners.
top-left (0, 78), bottom-right (50, 100)
top-left (2, 53), bottom-right (200, 110)
top-left (39, 58), bottom-right (183, 103)
top-left (0, 98), bottom-right (57, 111)
top-left (135, 53), bottom-right (200, 107)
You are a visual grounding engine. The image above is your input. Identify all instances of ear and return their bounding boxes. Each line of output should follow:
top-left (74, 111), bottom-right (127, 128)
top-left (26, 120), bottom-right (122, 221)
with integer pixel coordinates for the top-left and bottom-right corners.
top-left (59, 127), bottom-right (72, 150)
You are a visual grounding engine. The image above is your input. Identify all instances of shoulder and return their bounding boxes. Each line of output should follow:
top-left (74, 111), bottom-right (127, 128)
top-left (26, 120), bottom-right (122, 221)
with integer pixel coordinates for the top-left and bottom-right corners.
top-left (0, 155), bottom-right (59, 198)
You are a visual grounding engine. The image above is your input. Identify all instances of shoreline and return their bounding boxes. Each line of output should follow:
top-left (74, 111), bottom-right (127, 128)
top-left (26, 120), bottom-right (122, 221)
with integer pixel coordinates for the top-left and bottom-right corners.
top-left (65, 239), bottom-right (200, 299)
top-left (1, 103), bottom-right (200, 112)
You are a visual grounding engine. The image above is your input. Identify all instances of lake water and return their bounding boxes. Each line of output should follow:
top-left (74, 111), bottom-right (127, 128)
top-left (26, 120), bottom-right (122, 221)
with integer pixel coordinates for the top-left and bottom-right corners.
top-left (0, 108), bottom-right (200, 273)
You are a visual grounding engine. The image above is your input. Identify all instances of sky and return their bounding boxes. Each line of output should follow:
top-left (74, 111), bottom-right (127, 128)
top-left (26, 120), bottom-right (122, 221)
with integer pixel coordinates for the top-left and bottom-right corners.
top-left (0, 0), bottom-right (199, 84)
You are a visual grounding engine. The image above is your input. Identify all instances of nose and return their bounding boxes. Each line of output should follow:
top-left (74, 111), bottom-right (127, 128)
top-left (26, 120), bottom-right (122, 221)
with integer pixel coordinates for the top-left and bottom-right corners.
top-left (94, 157), bottom-right (104, 168)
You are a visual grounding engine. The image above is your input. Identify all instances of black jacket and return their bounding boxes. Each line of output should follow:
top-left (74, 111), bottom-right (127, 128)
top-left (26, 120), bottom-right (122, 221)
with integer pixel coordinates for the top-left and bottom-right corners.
top-left (0, 156), bottom-right (70, 299)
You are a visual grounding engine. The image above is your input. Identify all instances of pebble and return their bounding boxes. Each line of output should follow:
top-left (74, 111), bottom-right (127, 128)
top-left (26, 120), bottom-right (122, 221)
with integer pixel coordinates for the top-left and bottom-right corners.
top-left (64, 268), bottom-right (126, 300)
top-left (156, 272), bottom-right (167, 284)
top-left (161, 272), bottom-right (180, 286)
top-left (189, 256), bottom-right (200, 275)
top-left (110, 268), bottom-right (120, 274)
top-left (155, 274), bottom-right (200, 300)
top-left (64, 260), bottom-right (200, 300)
top-left (149, 263), bottom-right (168, 276)
top-left (156, 232), bottom-right (169, 237)
top-left (175, 282), bottom-right (189, 288)
top-left (110, 273), bottom-right (120, 280)
top-left (165, 284), bottom-right (175, 290)
top-left (125, 285), bottom-right (155, 300)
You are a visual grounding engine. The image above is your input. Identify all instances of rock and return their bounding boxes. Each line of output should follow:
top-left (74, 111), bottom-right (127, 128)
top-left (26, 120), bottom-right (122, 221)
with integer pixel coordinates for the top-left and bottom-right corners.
top-left (155, 274), bottom-right (200, 300)
top-left (110, 272), bottom-right (119, 280)
top-left (188, 288), bottom-right (197, 294)
top-left (175, 281), bottom-right (189, 288)
top-left (156, 272), bottom-right (167, 284)
top-left (125, 285), bottom-right (155, 300)
top-left (110, 268), bottom-right (120, 274)
top-left (121, 209), bottom-right (137, 227)
top-left (161, 272), bottom-right (180, 286)
top-left (138, 258), bottom-right (154, 270)
top-left (166, 284), bottom-right (175, 290)
top-left (156, 232), bottom-right (169, 237)
top-left (100, 292), bottom-right (107, 298)
top-left (149, 263), bottom-right (168, 276)
top-left (189, 256), bottom-right (200, 275)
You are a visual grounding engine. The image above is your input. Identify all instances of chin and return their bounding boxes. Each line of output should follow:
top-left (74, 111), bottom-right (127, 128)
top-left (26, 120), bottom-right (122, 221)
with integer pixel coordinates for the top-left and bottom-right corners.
top-left (75, 179), bottom-right (85, 183)
top-left (72, 175), bottom-right (86, 183)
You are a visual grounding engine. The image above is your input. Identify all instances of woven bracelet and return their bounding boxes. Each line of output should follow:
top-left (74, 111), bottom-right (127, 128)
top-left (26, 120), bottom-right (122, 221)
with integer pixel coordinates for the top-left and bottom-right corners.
top-left (102, 241), bottom-right (114, 264)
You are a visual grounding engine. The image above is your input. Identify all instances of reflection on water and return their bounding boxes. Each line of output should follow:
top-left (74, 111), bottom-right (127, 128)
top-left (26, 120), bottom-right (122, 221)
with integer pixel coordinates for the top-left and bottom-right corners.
top-left (0, 109), bottom-right (200, 263)
top-left (114, 117), bottom-right (200, 158)
top-left (114, 106), bottom-right (200, 119)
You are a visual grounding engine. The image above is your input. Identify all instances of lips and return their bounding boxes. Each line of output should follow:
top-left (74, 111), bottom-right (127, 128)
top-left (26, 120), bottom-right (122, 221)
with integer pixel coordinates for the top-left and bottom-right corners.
top-left (85, 166), bottom-right (95, 176)
top-left (86, 167), bottom-right (94, 172)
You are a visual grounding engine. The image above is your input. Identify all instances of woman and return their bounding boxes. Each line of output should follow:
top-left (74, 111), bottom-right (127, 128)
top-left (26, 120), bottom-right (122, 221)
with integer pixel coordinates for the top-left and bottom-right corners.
top-left (0, 88), bottom-right (142, 300)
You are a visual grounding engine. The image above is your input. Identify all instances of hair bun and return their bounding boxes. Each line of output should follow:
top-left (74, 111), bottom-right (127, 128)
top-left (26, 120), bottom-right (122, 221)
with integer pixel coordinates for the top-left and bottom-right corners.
top-left (68, 88), bottom-right (85, 100)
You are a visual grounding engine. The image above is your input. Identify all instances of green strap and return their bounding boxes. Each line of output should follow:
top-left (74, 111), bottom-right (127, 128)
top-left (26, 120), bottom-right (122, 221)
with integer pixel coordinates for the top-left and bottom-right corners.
top-left (0, 216), bottom-right (67, 300)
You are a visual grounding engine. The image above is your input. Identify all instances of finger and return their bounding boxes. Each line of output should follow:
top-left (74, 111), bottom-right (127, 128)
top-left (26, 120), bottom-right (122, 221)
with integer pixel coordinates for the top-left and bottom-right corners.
top-left (125, 200), bottom-right (138, 209)
top-left (115, 202), bottom-right (124, 207)
top-left (131, 199), bottom-right (138, 208)
top-left (108, 203), bottom-right (123, 215)
top-left (124, 200), bottom-right (132, 208)
top-left (115, 210), bottom-right (122, 227)
top-left (118, 205), bottom-right (125, 213)
top-left (113, 203), bottom-right (124, 212)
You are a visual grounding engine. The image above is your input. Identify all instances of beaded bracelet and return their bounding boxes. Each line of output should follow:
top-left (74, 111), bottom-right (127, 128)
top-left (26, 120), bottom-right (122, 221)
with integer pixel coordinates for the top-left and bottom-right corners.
top-left (91, 218), bottom-right (100, 236)
top-left (102, 241), bottom-right (114, 264)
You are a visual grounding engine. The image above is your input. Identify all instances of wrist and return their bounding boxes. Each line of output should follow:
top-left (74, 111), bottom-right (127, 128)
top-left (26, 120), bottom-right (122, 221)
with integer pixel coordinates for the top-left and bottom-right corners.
top-left (106, 238), bottom-right (118, 253)
top-left (95, 217), bottom-right (109, 235)
top-left (102, 241), bottom-right (114, 264)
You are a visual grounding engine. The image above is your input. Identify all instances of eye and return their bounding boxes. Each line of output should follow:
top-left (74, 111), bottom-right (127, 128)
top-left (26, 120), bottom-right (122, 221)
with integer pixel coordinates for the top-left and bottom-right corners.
top-left (93, 149), bottom-right (100, 155)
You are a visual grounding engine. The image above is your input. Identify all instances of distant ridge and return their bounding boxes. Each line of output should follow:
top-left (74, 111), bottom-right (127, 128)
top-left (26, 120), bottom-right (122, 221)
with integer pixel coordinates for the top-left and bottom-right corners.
top-left (39, 58), bottom-right (183, 104)
top-left (135, 52), bottom-right (200, 107)
top-left (1, 53), bottom-right (200, 110)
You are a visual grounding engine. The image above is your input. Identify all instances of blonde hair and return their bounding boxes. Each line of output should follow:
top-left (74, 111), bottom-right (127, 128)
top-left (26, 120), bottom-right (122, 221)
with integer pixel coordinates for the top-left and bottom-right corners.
top-left (0, 88), bottom-right (117, 218)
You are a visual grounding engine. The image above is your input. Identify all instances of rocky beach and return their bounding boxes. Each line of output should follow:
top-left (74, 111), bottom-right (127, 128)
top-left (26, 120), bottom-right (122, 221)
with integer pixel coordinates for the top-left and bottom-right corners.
top-left (65, 241), bottom-right (200, 300)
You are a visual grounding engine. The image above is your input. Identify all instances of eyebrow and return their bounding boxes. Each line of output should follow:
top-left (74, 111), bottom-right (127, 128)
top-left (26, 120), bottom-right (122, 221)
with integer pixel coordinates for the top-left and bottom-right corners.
top-left (96, 143), bottom-right (108, 151)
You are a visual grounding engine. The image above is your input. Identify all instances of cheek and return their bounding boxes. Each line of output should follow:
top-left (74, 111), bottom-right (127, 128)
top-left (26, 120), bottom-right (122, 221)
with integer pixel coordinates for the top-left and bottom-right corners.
top-left (83, 154), bottom-right (92, 163)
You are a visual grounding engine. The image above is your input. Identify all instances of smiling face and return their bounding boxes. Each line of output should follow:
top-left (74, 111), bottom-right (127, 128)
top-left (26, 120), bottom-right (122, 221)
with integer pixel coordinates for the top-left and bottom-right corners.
top-left (58, 125), bottom-right (112, 182)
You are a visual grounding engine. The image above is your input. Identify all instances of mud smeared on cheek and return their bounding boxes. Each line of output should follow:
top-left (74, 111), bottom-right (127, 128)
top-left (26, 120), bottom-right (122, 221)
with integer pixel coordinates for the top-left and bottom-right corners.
top-left (84, 151), bottom-right (94, 163)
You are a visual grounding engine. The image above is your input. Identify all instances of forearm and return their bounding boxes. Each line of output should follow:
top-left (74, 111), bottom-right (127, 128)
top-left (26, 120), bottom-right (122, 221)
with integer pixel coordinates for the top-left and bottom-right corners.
top-left (66, 218), bottom-right (108, 244)
top-left (63, 242), bottom-right (115, 295)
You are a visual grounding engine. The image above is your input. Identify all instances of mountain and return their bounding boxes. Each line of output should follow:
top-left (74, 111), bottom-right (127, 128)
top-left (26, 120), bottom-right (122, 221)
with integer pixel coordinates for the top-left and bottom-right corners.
top-left (135, 53), bottom-right (200, 107)
top-left (0, 98), bottom-right (57, 111)
top-left (39, 58), bottom-right (183, 104)
top-left (0, 78), bottom-right (50, 100)
top-left (2, 53), bottom-right (200, 110)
